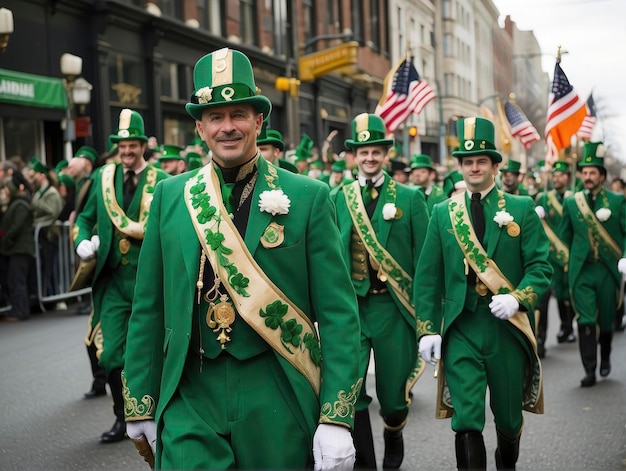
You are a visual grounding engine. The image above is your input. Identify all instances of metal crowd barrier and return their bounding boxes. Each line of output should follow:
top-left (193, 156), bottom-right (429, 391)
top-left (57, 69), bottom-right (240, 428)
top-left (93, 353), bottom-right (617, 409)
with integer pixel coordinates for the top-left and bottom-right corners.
top-left (34, 221), bottom-right (91, 312)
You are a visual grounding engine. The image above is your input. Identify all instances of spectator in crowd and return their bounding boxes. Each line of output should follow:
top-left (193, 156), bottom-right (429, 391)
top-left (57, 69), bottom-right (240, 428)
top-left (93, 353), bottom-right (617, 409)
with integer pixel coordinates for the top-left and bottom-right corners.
top-left (57, 173), bottom-right (76, 222)
top-left (157, 145), bottom-right (187, 176)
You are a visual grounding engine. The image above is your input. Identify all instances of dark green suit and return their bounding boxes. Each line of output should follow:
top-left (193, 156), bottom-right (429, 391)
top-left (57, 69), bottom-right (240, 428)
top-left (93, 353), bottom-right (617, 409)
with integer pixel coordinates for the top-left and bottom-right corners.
top-left (123, 158), bottom-right (361, 469)
top-left (415, 188), bottom-right (551, 437)
top-left (332, 174), bottom-right (428, 425)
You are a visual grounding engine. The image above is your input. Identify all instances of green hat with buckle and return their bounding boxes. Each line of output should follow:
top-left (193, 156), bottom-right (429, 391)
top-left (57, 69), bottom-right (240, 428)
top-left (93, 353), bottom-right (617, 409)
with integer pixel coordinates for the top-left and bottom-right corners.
top-left (452, 116), bottom-right (502, 163)
top-left (186, 47), bottom-right (272, 121)
top-left (257, 122), bottom-right (285, 151)
top-left (29, 156), bottom-right (48, 175)
top-left (579, 141), bottom-right (607, 169)
top-left (344, 113), bottom-right (394, 149)
top-left (500, 159), bottom-right (522, 174)
top-left (109, 108), bottom-right (148, 143)
top-left (552, 160), bottom-right (570, 174)
top-left (410, 153), bottom-right (435, 171)
top-left (74, 145), bottom-right (99, 164)
top-left (158, 145), bottom-right (185, 161)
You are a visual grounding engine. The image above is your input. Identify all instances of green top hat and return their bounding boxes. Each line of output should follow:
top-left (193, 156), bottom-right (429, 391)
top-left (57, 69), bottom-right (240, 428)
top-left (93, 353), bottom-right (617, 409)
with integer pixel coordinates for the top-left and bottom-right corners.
top-left (452, 117), bottom-right (502, 163)
top-left (295, 134), bottom-right (314, 160)
top-left (579, 141), bottom-right (607, 169)
top-left (109, 109), bottom-right (148, 143)
top-left (257, 122), bottom-right (285, 151)
top-left (74, 145), bottom-right (98, 164)
top-left (331, 160), bottom-right (347, 173)
top-left (410, 154), bottom-right (435, 171)
top-left (500, 159), bottom-right (522, 174)
top-left (344, 113), bottom-right (394, 149)
top-left (55, 159), bottom-right (68, 174)
top-left (58, 173), bottom-right (76, 189)
top-left (29, 156), bottom-right (48, 175)
top-left (186, 151), bottom-right (203, 170)
top-left (443, 170), bottom-right (466, 196)
top-left (186, 48), bottom-right (272, 121)
top-left (552, 160), bottom-right (570, 174)
top-left (158, 145), bottom-right (185, 161)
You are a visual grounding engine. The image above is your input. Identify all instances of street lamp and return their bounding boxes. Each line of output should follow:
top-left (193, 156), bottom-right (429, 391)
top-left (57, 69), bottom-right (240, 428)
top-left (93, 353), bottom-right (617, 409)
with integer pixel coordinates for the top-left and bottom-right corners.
top-left (72, 77), bottom-right (92, 114)
top-left (0, 7), bottom-right (14, 54)
top-left (60, 53), bottom-right (83, 160)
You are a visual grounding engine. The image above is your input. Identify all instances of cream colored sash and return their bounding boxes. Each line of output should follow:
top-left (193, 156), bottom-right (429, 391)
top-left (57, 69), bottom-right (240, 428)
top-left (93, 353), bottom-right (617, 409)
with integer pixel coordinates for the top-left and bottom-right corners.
top-left (574, 191), bottom-right (622, 260)
top-left (343, 180), bottom-right (413, 314)
top-left (184, 162), bottom-right (321, 396)
top-left (546, 189), bottom-right (567, 217)
top-left (540, 219), bottom-right (570, 268)
top-left (101, 163), bottom-right (156, 239)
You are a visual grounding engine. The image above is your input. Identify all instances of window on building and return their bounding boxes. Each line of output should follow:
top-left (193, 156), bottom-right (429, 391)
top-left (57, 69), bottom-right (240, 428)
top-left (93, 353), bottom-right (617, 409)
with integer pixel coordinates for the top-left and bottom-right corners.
top-left (443, 0), bottom-right (451, 19)
top-left (397, 7), bottom-right (404, 56)
top-left (163, 114), bottom-right (197, 148)
top-left (160, 0), bottom-right (184, 20)
top-left (0, 117), bottom-right (44, 163)
top-left (443, 33), bottom-right (452, 57)
top-left (240, 0), bottom-right (257, 45)
top-left (109, 53), bottom-right (145, 108)
top-left (370, 0), bottom-right (380, 50)
top-left (161, 62), bottom-right (192, 102)
top-left (444, 73), bottom-right (452, 96)
top-left (351, 2), bottom-right (363, 44)
top-left (197, 0), bottom-right (223, 35)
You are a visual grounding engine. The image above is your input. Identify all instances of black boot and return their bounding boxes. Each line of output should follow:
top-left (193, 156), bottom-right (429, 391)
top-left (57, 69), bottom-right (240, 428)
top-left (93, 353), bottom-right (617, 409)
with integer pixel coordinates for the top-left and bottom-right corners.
top-left (353, 409), bottom-right (377, 470)
top-left (535, 299), bottom-right (548, 359)
top-left (494, 431), bottom-right (520, 470)
top-left (556, 300), bottom-right (575, 343)
top-left (382, 414), bottom-right (406, 470)
top-left (84, 343), bottom-right (107, 399)
top-left (455, 431), bottom-right (486, 470)
top-left (101, 368), bottom-right (127, 443)
top-left (599, 331), bottom-right (612, 377)
top-left (579, 324), bottom-right (597, 387)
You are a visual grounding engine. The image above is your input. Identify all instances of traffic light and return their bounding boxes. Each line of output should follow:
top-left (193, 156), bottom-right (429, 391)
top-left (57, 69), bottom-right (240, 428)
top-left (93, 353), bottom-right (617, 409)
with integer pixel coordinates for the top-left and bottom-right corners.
top-left (408, 125), bottom-right (418, 139)
top-left (275, 77), bottom-right (301, 97)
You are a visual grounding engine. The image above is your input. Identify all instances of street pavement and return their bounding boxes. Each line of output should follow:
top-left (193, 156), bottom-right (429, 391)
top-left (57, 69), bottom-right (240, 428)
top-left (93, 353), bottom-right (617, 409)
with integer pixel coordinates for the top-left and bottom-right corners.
top-left (1, 298), bottom-right (625, 470)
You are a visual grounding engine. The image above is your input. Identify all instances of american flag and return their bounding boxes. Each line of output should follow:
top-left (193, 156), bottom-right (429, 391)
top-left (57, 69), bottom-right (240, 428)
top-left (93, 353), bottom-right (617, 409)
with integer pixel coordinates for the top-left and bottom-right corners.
top-left (504, 101), bottom-right (541, 149)
top-left (376, 57), bottom-right (436, 133)
top-left (576, 93), bottom-right (597, 141)
top-left (545, 62), bottom-right (586, 162)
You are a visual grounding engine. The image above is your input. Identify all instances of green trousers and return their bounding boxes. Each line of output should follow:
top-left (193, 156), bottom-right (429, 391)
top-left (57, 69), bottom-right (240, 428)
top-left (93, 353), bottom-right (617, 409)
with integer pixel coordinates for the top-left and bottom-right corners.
top-left (444, 299), bottom-right (527, 439)
top-left (551, 264), bottom-right (569, 301)
top-left (571, 261), bottom-right (617, 331)
top-left (356, 291), bottom-right (416, 424)
top-left (93, 264), bottom-right (136, 373)
top-left (158, 351), bottom-right (313, 470)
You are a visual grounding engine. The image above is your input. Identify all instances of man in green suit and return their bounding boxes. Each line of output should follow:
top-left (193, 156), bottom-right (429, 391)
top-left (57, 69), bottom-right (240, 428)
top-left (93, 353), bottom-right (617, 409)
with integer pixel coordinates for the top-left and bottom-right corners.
top-left (409, 153), bottom-right (446, 213)
top-left (534, 161), bottom-right (575, 358)
top-left (559, 141), bottom-right (626, 387)
top-left (73, 109), bottom-right (169, 443)
top-left (122, 48), bottom-right (362, 471)
top-left (256, 122), bottom-right (298, 173)
top-left (416, 117), bottom-right (552, 470)
top-left (331, 113), bottom-right (429, 469)
top-left (500, 159), bottom-right (529, 195)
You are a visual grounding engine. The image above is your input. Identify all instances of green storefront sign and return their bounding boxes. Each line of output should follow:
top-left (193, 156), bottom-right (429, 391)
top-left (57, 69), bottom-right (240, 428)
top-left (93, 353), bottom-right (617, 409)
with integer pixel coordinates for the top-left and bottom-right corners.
top-left (0, 68), bottom-right (67, 109)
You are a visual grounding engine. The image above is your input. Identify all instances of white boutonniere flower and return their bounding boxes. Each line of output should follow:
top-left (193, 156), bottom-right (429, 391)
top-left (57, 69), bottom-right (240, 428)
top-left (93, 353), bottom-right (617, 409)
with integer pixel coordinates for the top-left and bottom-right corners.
top-left (382, 203), bottom-right (399, 220)
top-left (195, 87), bottom-right (213, 104)
top-left (259, 189), bottom-right (291, 216)
top-left (596, 208), bottom-right (611, 222)
top-left (493, 210), bottom-right (514, 227)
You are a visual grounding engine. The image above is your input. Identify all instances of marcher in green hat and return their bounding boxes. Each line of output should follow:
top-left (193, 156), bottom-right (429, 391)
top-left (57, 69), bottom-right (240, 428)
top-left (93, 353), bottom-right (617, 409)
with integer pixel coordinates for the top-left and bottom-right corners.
top-left (294, 134), bottom-right (314, 174)
top-left (452, 117), bottom-right (502, 163)
top-left (561, 140), bottom-right (626, 388)
top-left (327, 159), bottom-right (354, 191)
top-left (185, 47), bottom-right (272, 121)
top-left (442, 170), bottom-right (467, 197)
top-left (344, 113), bottom-right (394, 150)
top-left (158, 145), bottom-right (187, 176)
top-left (409, 153), bottom-right (445, 213)
top-left (499, 159), bottom-right (528, 195)
top-left (257, 122), bottom-right (297, 173)
top-left (55, 159), bottom-right (69, 175)
top-left (185, 151), bottom-right (204, 171)
top-left (109, 109), bottom-right (149, 144)
top-left (74, 145), bottom-right (99, 166)
top-left (29, 156), bottom-right (49, 175)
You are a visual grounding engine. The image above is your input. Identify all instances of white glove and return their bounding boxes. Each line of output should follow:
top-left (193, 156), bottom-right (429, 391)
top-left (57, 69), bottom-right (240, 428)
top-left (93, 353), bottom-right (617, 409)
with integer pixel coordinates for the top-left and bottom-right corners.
top-left (312, 424), bottom-right (355, 471)
top-left (535, 206), bottom-right (546, 219)
top-left (418, 334), bottom-right (442, 365)
top-left (489, 294), bottom-right (519, 320)
top-left (126, 419), bottom-right (157, 454)
top-left (90, 235), bottom-right (101, 252)
top-left (618, 258), bottom-right (626, 276)
top-left (76, 239), bottom-right (97, 260)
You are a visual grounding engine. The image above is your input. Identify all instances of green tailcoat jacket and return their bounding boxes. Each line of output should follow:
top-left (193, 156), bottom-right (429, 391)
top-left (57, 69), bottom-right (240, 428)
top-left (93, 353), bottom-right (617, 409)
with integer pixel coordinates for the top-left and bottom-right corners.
top-left (123, 158), bottom-right (362, 435)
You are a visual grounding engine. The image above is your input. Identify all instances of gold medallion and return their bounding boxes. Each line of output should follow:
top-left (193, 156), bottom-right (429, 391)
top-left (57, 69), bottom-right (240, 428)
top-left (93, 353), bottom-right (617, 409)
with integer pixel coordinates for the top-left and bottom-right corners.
top-left (206, 294), bottom-right (236, 349)
top-left (475, 281), bottom-right (488, 297)
top-left (119, 238), bottom-right (131, 254)
top-left (506, 222), bottom-right (521, 237)
top-left (260, 222), bottom-right (285, 249)
top-left (394, 208), bottom-right (403, 219)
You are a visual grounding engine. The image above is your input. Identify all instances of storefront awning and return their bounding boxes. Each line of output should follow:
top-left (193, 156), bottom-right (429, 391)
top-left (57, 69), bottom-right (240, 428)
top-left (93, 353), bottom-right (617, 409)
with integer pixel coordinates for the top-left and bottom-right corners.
top-left (0, 68), bottom-right (67, 109)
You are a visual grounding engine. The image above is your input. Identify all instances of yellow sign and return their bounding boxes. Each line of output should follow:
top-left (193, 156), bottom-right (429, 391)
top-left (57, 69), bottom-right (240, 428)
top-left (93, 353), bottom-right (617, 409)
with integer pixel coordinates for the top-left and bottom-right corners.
top-left (299, 42), bottom-right (359, 82)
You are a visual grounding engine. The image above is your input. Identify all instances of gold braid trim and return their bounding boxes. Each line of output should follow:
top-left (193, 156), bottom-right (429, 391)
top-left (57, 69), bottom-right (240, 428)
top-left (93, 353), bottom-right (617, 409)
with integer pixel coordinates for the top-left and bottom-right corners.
top-left (122, 372), bottom-right (156, 420)
top-left (510, 286), bottom-right (538, 309)
top-left (319, 378), bottom-right (363, 428)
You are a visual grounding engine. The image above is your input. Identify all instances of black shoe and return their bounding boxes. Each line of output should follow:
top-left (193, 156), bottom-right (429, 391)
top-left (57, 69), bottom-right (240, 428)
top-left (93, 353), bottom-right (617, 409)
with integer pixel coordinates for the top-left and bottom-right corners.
top-left (100, 419), bottom-right (127, 443)
top-left (600, 360), bottom-right (611, 377)
top-left (580, 372), bottom-right (596, 387)
top-left (557, 327), bottom-right (573, 344)
top-left (84, 385), bottom-right (107, 399)
top-left (382, 429), bottom-right (403, 469)
top-left (537, 339), bottom-right (546, 359)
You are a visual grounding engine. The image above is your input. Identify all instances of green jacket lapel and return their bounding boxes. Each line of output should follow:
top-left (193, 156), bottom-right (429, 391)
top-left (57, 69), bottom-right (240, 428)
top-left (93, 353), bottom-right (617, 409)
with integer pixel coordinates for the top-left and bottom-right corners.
top-left (374, 175), bottom-right (393, 247)
top-left (243, 158), bottom-right (273, 255)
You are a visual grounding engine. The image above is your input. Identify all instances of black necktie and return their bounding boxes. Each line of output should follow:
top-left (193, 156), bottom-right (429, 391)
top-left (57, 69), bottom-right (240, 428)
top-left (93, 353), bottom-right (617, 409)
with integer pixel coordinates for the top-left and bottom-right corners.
top-left (589, 192), bottom-right (596, 210)
top-left (471, 192), bottom-right (485, 244)
top-left (124, 170), bottom-right (136, 209)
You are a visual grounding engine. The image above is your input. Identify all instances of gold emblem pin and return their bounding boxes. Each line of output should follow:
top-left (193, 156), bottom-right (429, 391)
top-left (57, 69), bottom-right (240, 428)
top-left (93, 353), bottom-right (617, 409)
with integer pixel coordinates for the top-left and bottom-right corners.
top-left (506, 222), bottom-right (521, 237)
top-left (119, 238), bottom-right (131, 254)
top-left (260, 222), bottom-right (285, 249)
top-left (206, 294), bottom-right (236, 349)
